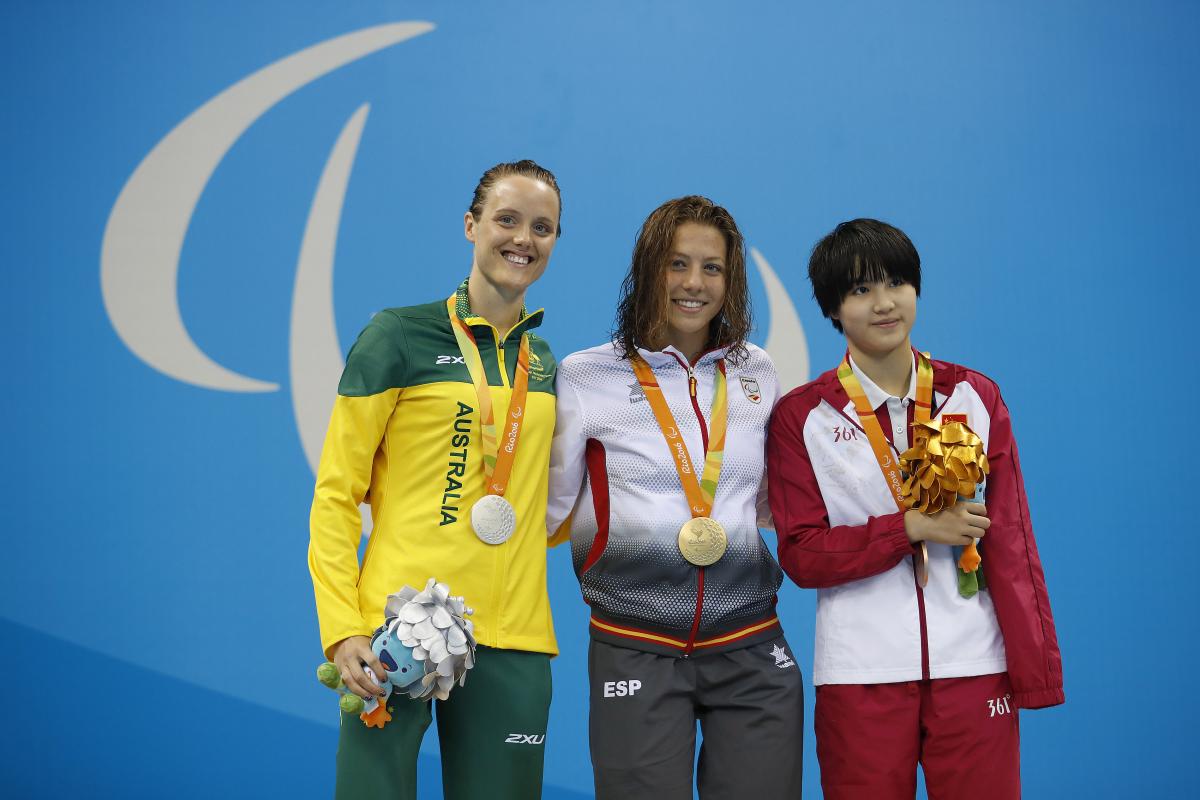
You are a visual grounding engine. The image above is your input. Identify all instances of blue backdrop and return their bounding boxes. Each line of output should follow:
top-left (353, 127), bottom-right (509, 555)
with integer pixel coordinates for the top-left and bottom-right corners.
top-left (4, 1), bottom-right (1197, 797)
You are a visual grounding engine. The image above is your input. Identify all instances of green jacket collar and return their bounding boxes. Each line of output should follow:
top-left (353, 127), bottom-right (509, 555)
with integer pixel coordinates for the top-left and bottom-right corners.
top-left (453, 278), bottom-right (544, 338)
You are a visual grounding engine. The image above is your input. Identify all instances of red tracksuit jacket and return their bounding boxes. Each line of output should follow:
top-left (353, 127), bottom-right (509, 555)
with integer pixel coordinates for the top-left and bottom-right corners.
top-left (767, 353), bottom-right (1063, 709)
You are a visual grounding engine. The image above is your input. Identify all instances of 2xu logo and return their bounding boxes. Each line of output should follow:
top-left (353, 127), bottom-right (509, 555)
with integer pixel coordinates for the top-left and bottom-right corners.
top-left (987, 695), bottom-right (1013, 717)
top-left (436, 355), bottom-right (466, 365)
top-left (505, 733), bottom-right (545, 745)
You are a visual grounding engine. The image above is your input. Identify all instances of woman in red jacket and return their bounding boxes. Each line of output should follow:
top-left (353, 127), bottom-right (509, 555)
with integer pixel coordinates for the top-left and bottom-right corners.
top-left (767, 218), bottom-right (1064, 799)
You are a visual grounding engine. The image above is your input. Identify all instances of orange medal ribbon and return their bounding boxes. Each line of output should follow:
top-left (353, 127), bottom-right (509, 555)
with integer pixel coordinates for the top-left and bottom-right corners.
top-left (836, 351), bottom-right (934, 586)
top-left (446, 297), bottom-right (530, 498)
top-left (628, 354), bottom-right (728, 518)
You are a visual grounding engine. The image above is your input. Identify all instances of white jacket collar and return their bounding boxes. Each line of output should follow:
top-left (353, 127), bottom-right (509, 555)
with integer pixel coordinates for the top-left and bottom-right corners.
top-left (847, 351), bottom-right (917, 410)
top-left (635, 343), bottom-right (729, 368)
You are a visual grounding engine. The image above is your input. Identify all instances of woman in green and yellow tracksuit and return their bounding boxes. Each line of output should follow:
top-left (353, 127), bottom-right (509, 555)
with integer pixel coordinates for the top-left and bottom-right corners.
top-left (308, 160), bottom-right (564, 800)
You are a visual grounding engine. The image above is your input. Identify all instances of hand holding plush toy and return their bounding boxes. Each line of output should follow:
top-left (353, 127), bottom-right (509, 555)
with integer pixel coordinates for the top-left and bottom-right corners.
top-left (317, 578), bottom-right (477, 727)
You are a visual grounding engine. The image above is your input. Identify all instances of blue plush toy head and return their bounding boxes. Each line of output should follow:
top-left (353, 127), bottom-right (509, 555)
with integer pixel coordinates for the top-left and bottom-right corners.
top-left (371, 628), bottom-right (422, 689)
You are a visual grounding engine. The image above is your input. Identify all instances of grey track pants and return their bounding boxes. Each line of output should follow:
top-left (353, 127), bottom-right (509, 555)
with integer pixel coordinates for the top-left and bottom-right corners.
top-left (588, 636), bottom-right (805, 799)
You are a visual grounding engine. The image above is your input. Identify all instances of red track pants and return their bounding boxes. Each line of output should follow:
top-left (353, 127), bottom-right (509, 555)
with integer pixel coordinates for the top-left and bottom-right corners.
top-left (815, 672), bottom-right (1020, 800)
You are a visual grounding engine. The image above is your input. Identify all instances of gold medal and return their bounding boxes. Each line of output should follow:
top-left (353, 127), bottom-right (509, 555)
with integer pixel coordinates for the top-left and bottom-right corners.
top-left (630, 355), bottom-right (732, 569)
top-left (677, 517), bottom-right (727, 566)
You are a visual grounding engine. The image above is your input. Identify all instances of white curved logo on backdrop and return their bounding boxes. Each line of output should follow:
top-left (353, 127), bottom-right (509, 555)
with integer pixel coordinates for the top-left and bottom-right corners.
top-left (101, 21), bottom-right (433, 395)
top-left (99, 21), bottom-right (809, 477)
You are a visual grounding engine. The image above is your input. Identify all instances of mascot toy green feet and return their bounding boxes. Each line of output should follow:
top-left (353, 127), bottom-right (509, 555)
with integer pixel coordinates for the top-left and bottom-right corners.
top-left (316, 662), bottom-right (366, 715)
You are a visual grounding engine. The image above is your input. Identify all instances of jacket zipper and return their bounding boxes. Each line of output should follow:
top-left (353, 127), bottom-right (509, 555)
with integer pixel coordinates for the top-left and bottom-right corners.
top-left (480, 321), bottom-right (511, 645)
top-left (915, 573), bottom-right (931, 680)
top-left (826, 359), bottom-right (943, 679)
top-left (672, 356), bottom-right (710, 452)
top-left (685, 570), bottom-right (705, 656)
top-left (492, 327), bottom-right (510, 388)
top-left (669, 353), bottom-right (710, 655)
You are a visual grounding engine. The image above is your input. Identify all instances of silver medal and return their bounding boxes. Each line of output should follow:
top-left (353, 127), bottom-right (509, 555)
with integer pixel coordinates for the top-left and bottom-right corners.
top-left (471, 494), bottom-right (517, 544)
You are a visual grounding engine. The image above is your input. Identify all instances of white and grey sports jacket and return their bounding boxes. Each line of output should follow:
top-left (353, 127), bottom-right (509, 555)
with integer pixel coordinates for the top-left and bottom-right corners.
top-left (547, 341), bottom-right (785, 656)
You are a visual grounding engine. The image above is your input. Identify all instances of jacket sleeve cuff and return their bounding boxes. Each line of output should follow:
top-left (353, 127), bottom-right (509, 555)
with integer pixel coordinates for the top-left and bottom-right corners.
top-left (1013, 686), bottom-right (1065, 710)
top-left (885, 513), bottom-right (914, 555)
top-left (322, 626), bottom-right (375, 662)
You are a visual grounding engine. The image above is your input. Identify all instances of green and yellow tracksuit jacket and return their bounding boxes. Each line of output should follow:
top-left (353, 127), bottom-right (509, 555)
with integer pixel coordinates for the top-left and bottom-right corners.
top-left (308, 282), bottom-right (558, 660)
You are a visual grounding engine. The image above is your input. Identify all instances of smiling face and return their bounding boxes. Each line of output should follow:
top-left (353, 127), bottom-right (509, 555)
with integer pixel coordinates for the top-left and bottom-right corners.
top-left (464, 174), bottom-right (560, 300)
top-left (663, 222), bottom-right (728, 359)
top-left (615, 196), bottom-right (751, 362)
top-left (832, 276), bottom-right (918, 361)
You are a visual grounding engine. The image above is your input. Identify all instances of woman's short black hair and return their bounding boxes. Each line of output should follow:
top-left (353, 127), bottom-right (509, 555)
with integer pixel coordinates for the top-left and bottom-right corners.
top-left (807, 218), bottom-right (922, 332)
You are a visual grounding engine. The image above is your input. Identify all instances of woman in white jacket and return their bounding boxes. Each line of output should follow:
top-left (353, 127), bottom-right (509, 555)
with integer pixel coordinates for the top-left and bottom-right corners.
top-left (547, 196), bottom-right (804, 799)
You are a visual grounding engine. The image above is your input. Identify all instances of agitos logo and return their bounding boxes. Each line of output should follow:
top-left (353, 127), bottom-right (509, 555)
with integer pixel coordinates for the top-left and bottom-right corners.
top-left (99, 22), bottom-right (812, 513)
top-left (100, 22), bottom-right (435, 483)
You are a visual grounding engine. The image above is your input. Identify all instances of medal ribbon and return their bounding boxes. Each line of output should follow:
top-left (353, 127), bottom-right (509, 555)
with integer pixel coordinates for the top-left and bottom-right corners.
top-left (836, 350), bottom-right (934, 585)
top-left (446, 297), bottom-right (531, 497)
top-left (629, 354), bottom-right (727, 518)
